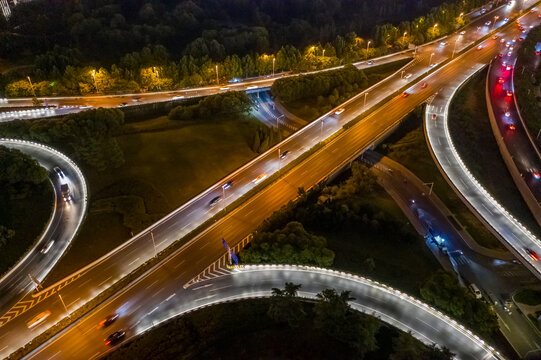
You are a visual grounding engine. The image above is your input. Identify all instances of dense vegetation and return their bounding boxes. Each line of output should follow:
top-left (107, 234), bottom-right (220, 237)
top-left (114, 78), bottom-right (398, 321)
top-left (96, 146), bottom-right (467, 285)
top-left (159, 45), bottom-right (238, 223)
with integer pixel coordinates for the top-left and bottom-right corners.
top-left (241, 221), bottom-right (335, 266)
top-left (420, 270), bottom-right (498, 338)
top-left (240, 162), bottom-right (416, 268)
top-left (272, 64), bottom-right (368, 103)
top-left (0, 108), bottom-right (125, 171)
top-left (168, 91), bottom-right (251, 121)
top-left (103, 285), bottom-right (453, 360)
top-left (0, 146), bottom-right (52, 275)
top-left (514, 25), bottom-right (541, 135)
top-left (0, 0), bottom-right (486, 96)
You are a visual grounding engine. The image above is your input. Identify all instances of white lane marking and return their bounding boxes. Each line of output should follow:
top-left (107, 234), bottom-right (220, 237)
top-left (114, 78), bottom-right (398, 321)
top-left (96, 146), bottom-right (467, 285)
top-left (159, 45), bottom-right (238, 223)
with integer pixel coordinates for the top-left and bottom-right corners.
top-left (200, 242), bottom-right (209, 249)
top-left (173, 259), bottom-right (186, 269)
top-left (151, 288), bottom-right (164, 298)
top-left (194, 294), bottom-right (216, 302)
top-left (97, 277), bottom-right (112, 287)
top-left (147, 306), bottom-right (159, 315)
top-left (165, 293), bottom-right (176, 301)
top-left (77, 278), bottom-right (92, 288)
top-left (81, 325), bottom-right (96, 335)
top-left (128, 257), bottom-right (140, 266)
top-left (67, 297), bottom-right (81, 308)
top-left (0, 346), bottom-right (7, 352)
top-left (209, 285), bottom-right (232, 292)
top-left (481, 203), bottom-right (493, 215)
top-left (47, 351), bottom-right (61, 359)
top-left (176, 271), bottom-right (187, 279)
top-left (88, 352), bottom-right (102, 360)
top-left (192, 284), bottom-right (213, 291)
top-left (147, 280), bottom-right (159, 289)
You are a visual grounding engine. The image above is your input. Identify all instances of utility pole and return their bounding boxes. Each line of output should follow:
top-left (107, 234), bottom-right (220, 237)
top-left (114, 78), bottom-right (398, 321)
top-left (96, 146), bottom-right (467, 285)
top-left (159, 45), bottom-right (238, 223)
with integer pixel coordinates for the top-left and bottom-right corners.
top-left (452, 37), bottom-right (459, 58)
top-left (26, 76), bottom-right (36, 98)
top-left (150, 231), bottom-right (157, 257)
top-left (58, 292), bottom-right (70, 317)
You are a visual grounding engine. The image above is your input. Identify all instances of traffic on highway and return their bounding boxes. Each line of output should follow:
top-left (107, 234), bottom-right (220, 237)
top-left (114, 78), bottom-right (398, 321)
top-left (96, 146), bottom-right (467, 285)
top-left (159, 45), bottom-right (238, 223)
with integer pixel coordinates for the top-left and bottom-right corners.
top-left (1, 0), bottom-right (541, 358)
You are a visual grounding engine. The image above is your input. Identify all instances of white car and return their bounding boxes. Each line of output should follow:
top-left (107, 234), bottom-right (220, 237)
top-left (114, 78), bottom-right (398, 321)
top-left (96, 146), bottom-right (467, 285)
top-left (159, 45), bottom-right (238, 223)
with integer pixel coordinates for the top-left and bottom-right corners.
top-left (41, 240), bottom-right (55, 254)
top-left (404, 73), bottom-right (412, 79)
top-left (252, 174), bottom-right (267, 184)
top-left (334, 108), bottom-right (345, 115)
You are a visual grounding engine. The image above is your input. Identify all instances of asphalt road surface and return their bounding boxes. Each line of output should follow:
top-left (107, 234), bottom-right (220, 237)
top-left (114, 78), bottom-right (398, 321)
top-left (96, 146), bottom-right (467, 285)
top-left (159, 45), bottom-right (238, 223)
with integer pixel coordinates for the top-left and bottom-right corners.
top-left (27, 266), bottom-right (504, 360)
top-left (0, 139), bottom-right (87, 318)
top-left (1, 1), bottom-right (538, 357)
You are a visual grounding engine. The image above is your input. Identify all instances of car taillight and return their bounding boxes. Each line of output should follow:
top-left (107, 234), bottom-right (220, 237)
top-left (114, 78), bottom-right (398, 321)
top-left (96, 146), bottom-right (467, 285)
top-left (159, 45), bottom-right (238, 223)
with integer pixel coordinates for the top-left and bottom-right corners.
top-left (105, 341), bottom-right (111, 345)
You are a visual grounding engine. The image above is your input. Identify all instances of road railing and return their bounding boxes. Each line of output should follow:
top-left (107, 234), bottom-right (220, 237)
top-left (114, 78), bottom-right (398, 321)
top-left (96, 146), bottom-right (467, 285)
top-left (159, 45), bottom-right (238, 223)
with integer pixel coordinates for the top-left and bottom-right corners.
top-left (0, 138), bottom-right (88, 286)
top-left (425, 63), bottom-right (541, 278)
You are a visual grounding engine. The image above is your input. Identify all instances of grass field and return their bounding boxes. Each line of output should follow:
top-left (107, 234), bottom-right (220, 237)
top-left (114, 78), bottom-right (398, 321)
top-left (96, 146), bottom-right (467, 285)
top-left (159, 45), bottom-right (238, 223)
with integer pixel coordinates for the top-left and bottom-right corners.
top-left (0, 181), bottom-right (53, 276)
top-left (448, 68), bottom-right (541, 237)
top-left (323, 184), bottom-right (441, 295)
top-left (379, 109), bottom-right (505, 250)
top-left (283, 58), bottom-right (412, 121)
top-left (44, 115), bottom-right (271, 283)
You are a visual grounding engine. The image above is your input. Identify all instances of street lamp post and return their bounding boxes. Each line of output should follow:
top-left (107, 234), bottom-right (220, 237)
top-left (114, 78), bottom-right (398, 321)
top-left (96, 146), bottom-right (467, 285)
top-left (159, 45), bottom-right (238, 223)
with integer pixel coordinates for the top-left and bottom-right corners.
top-left (366, 40), bottom-right (371, 53)
top-left (492, 16), bottom-right (499, 31)
top-left (150, 231), bottom-right (157, 257)
top-left (58, 292), bottom-right (70, 317)
top-left (320, 118), bottom-right (324, 141)
top-left (322, 49), bottom-right (325, 57)
top-left (272, 57), bottom-right (275, 77)
top-left (403, 31), bottom-right (407, 44)
top-left (428, 52), bottom-right (435, 67)
top-left (363, 92), bottom-right (369, 109)
top-left (215, 65), bottom-right (219, 85)
top-left (452, 37), bottom-right (459, 58)
top-left (26, 76), bottom-right (36, 98)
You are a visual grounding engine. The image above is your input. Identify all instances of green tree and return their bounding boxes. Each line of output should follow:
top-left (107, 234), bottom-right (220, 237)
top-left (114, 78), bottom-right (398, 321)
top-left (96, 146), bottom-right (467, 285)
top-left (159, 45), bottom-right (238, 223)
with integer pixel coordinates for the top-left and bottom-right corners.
top-left (314, 288), bottom-right (379, 356)
top-left (267, 282), bottom-right (306, 327)
top-left (240, 221), bottom-right (334, 267)
top-left (420, 271), bottom-right (498, 337)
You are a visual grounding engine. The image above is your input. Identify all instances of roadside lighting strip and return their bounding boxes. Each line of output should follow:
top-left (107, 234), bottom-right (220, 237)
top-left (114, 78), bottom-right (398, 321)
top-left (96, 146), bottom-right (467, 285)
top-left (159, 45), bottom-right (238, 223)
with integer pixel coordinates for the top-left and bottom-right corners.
top-left (0, 138), bottom-right (88, 284)
top-left (425, 64), bottom-right (541, 272)
top-left (128, 265), bottom-right (504, 360)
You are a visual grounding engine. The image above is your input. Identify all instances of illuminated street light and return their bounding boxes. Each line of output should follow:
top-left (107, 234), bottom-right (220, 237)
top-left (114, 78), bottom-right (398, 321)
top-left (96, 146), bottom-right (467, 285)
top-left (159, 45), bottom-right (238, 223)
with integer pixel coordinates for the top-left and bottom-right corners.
top-left (403, 31), bottom-right (407, 43)
top-left (429, 52), bottom-right (435, 66)
top-left (26, 76), bottom-right (37, 98)
top-left (452, 37), bottom-right (459, 58)
top-left (272, 57), bottom-right (275, 77)
top-left (366, 40), bottom-right (371, 53)
top-left (215, 65), bottom-right (219, 85)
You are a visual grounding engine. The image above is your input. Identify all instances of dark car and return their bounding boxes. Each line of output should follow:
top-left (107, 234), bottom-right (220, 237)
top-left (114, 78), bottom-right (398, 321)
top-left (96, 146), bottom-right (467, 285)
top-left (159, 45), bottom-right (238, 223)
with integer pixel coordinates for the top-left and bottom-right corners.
top-left (526, 248), bottom-right (540, 261)
top-left (222, 180), bottom-right (237, 190)
top-left (209, 196), bottom-right (221, 207)
top-left (98, 314), bottom-right (119, 329)
top-left (53, 166), bottom-right (65, 180)
top-left (280, 150), bottom-right (290, 159)
top-left (105, 329), bottom-right (126, 346)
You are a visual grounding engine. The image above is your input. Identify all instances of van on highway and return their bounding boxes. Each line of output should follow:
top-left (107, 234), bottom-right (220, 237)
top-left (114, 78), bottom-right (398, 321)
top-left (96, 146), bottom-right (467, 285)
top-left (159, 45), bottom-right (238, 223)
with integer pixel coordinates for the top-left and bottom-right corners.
top-left (469, 283), bottom-right (482, 299)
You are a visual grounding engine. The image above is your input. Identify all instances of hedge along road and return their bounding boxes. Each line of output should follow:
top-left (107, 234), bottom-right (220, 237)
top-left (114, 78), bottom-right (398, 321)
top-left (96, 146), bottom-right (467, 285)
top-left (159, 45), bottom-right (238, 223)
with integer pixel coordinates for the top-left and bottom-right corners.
top-left (28, 265), bottom-right (504, 360)
top-left (0, 139), bottom-right (87, 316)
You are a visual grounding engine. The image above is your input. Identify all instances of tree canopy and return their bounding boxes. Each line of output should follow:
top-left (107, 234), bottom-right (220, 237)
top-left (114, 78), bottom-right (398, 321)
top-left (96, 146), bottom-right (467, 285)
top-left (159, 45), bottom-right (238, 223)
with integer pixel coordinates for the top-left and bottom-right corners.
top-left (420, 270), bottom-right (498, 338)
top-left (240, 221), bottom-right (335, 267)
